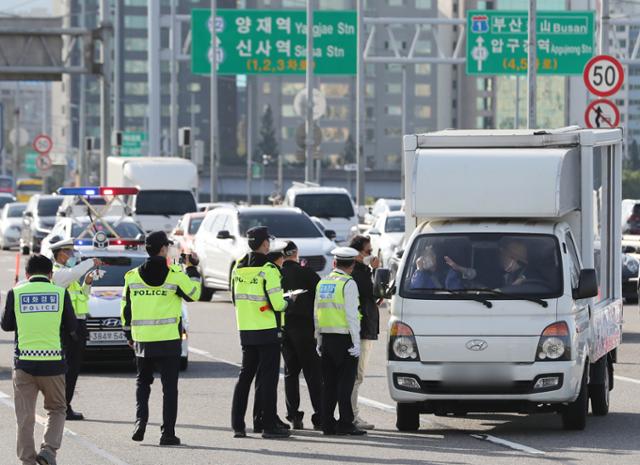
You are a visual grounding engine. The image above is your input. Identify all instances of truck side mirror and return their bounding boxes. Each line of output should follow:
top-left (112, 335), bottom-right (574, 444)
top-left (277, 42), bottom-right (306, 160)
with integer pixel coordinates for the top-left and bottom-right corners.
top-left (217, 230), bottom-right (233, 240)
top-left (373, 268), bottom-right (395, 299)
top-left (573, 269), bottom-right (598, 299)
top-left (324, 229), bottom-right (336, 240)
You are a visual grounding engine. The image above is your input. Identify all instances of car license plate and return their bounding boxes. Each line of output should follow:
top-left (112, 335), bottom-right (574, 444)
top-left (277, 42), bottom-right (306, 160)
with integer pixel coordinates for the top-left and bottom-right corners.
top-left (88, 331), bottom-right (127, 345)
top-left (443, 363), bottom-right (511, 385)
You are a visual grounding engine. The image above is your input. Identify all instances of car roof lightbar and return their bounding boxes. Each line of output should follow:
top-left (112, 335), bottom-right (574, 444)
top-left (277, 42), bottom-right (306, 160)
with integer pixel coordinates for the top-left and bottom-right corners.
top-left (57, 186), bottom-right (139, 196)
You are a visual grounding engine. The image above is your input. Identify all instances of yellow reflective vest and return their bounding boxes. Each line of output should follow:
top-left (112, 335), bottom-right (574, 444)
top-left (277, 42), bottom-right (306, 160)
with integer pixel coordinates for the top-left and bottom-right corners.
top-left (53, 263), bottom-right (89, 317)
top-left (315, 270), bottom-right (354, 333)
top-left (13, 278), bottom-right (66, 361)
top-left (232, 256), bottom-right (287, 333)
top-left (121, 264), bottom-right (201, 343)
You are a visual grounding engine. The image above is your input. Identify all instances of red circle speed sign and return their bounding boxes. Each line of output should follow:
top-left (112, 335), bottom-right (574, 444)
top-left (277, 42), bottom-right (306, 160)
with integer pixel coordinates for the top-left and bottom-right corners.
top-left (32, 134), bottom-right (53, 154)
top-left (35, 153), bottom-right (52, 171)
top-left (584, 98), bottom-right (620, 129)
top-left (583, 55), bottom-right (624, 97)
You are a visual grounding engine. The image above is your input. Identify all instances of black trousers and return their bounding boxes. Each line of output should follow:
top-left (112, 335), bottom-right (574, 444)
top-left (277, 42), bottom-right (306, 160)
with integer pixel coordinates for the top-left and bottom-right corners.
top-left (282, 327), bottom-right (323, 426)
top-left (135, 355), bottom-right (180, 437)
top-left (320, 334), bottom-right (358, 433)
top-left (231, 343), bottom-right (280, 432)
top-left (64, 319), bottom-right (87, 408)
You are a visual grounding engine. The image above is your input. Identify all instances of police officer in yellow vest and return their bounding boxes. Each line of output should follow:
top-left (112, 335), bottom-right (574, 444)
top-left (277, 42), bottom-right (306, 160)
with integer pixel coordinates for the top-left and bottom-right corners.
top-left (231, 226), bottom-right (291, 439)
top-left (50, 239), bottom-right (102, 421)
top-left (121, 231), bottom-right (201, 446)
top-left (1, 254), bottom-right (78, 465)
top-left (315, 247), bottom-right (366, 436)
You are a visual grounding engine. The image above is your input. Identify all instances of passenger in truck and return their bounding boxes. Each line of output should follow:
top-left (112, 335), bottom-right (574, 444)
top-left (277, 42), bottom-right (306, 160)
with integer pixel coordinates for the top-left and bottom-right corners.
top-left (499, 240), bottom-right (531, 287)
top-left (409, 246), bottom-right (476, 290)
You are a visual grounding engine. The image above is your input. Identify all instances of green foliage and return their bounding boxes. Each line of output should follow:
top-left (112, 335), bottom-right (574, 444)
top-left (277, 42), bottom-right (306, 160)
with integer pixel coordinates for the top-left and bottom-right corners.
top-left (255, 104), bottom-right (279, 159)
top-left (343, 134), bottom-right (356, 164)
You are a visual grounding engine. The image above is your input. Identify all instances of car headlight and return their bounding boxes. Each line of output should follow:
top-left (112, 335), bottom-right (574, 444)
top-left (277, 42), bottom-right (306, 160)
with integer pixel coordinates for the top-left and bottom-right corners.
top-left (389, 321), bottom-right (420, 361)
top-left (536, 321), bottom-right (571, 361)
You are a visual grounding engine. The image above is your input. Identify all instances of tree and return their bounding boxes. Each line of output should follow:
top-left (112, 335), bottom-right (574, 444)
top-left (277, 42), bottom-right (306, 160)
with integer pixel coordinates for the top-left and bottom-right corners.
top-left (342, 133), bottom-right (356, 164)
top-left (255, 104), bottom-right (279, 159)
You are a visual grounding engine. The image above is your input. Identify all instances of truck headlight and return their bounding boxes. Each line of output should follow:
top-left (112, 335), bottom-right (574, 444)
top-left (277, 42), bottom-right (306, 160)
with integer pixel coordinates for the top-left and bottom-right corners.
top-left (536, 321), bottom-right (571, 361)
top-left (389, 321), bottom-right (420, 361)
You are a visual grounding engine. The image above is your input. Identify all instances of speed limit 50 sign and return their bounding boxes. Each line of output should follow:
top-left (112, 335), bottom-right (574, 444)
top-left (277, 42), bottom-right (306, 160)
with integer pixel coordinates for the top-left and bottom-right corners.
top-left (583, 55), bottom-right (624, 97)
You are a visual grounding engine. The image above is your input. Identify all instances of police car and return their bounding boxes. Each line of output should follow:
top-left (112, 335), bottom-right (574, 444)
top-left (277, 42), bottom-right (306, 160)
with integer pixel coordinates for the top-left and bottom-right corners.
top-left (54, 187), bottom-right (190, 370)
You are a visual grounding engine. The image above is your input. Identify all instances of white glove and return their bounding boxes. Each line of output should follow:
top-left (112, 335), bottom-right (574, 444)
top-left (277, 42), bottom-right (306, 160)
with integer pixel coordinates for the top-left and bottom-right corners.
top-left (316, 344), bottom-right (322, 357)
top-left (91, 269), bottom-right (106, 281)
top-left (348, 345), bottom-right (360, 358)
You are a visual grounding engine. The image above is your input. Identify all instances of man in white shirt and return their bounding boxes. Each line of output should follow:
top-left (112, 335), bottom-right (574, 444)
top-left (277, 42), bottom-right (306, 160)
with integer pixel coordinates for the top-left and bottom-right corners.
top-left (314, 247), bottom-right (365, 436)
top-left (50, 239), bottom-right (102, 420)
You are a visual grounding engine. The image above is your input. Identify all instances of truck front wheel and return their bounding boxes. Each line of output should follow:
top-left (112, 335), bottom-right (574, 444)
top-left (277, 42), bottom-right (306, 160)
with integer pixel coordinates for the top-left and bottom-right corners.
top-left (561, 368), bottom-right (588, 430)
top-left (396, 403), bottom-right (420, 431)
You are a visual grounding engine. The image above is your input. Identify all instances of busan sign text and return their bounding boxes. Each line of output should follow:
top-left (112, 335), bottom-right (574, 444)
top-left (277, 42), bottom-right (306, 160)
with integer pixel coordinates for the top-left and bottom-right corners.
top-left (467, 10), bottom-right (595, 75)
top-left (191, 9), bottom-right (357, 75)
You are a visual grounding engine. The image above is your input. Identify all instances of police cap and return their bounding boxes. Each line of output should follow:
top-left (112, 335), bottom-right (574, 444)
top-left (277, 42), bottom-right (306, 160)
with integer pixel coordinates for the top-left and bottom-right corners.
top-left (247, 226), bottom-right (272, 250)
top-left (331, 247), bottom-right (359, 260)
top-left (50, 238), bottom-right (75, 253)
top-left (145, 231), bottom-right (173, 249)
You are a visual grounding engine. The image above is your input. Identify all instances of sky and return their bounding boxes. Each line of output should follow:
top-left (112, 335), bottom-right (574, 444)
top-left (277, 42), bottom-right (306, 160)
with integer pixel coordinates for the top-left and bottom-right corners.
top-left (0, 0), bottom-right (53, 16)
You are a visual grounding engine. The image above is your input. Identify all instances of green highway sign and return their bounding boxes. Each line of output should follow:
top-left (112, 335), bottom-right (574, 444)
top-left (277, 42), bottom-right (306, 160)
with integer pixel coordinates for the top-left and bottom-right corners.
top-left (466, 10), bottom-right (595, 75)
top-left (118, 131), bottom-right (146, 157)
top-left (23, 151), bottom-right (37, 175)
top-left (191, 9), bottom-right (357, 75)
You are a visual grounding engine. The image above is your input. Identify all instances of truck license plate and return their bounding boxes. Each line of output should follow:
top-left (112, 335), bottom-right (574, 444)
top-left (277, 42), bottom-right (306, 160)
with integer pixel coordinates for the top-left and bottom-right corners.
top-left (443, 364), bottom-right (511, 384)
top-left (88, 331), bottom-right (127, 345)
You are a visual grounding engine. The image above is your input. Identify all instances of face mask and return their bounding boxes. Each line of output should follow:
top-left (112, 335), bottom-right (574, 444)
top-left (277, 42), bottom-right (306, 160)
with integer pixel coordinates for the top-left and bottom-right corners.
top-left (363, 255), bottom-right (374, 266)
top-left (422, 256), bottom-right (436, 270)
top-left (66, 256), bottom-right (77, 267)
top-left (504, 258), bottom-right (518, 273)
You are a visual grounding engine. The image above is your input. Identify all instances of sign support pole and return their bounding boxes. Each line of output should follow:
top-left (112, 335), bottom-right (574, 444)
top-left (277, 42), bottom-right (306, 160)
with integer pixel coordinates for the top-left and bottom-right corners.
top-left (527, 0), bottom-right (537, 129)
top-left (304, 0), bottom-right (315, 184)
top-left (170, 0), bottom-right (179, 157)
top-left (148, 0), bottom-right (161, 157)
top-left (79, 0), bottom-right (87, 184)
top-left (246, 76), bottom-right (253, 205)
top-left (401, 65), bottom-right (407, 196)
top-left (100, 0), bottom-right (112, 185)
top-left (355, 0), bottom-right (364, 209)
top-left (12, 84), bottom-right (19, 182)
top-left (210, 0), bottom-right (218, 202)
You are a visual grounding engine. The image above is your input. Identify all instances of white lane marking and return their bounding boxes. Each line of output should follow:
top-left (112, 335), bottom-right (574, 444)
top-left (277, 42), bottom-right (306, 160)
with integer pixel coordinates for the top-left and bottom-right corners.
top-left (471, 434), bottom-right (545, 455)
top-left (0, 390), bottom-right (132, 465)
top-left (615, 375), bottom-right (640, 385)
top-left (189, 345), bottom-right (545, 455)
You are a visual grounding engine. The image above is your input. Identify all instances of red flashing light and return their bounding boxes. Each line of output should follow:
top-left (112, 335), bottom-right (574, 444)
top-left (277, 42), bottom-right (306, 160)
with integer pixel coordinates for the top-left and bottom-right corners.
top-left (108, 239), bottom-right (144, 247)
top-left (100, 187), bottom-right (138, 196)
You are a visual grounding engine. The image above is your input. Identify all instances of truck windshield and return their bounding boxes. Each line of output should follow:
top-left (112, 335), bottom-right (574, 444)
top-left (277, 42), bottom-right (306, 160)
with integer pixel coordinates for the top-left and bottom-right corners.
top-left (400, 233), bottom-right (563, 300)
top-left (135, 191), bottom-right (197, 216)
top-left (294, 194), bottom-right (354, 219)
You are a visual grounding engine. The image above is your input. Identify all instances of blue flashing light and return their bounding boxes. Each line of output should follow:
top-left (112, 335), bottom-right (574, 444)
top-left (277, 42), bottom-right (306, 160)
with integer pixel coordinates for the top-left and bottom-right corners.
top-left (73, 239), bottom-right (91, 246)
top-left (58, 187), bottom-right (99, 196)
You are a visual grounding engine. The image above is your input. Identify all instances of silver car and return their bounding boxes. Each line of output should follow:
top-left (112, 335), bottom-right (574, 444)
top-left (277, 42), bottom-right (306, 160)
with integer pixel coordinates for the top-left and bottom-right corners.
top-left (0, 202), bottom-right (26, 249)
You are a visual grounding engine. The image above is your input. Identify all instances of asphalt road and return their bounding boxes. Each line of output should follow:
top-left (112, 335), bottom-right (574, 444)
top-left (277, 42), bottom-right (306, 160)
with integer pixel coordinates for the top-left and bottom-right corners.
top-left (0, 250), bottom-right (639, 465)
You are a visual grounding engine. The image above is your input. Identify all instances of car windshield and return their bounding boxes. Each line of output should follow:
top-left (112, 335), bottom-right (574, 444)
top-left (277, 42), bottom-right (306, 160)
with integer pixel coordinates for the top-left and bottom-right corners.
top-left (389, 204), bottom-right (402, 211)
top-left (188, 217), bottom-right (203, 235)
top-left (239, 212), bottom-right (322, 238)
top-left (81, 256), bottom-right (145, 287)
top-left (71, 220), bottom-right (144, 238)
top-left (385, 216), bottom-right (405, 233)
top-left (7, 204), bottom-right (25, 217)
top-left (401, 233), bottom-right (562, 299)
top-left (37, 198), bottom-right (63, 216)
top-left (294, 193), bottom-right (354, 219)
top-left (135, 191), bottom-right (197, 216)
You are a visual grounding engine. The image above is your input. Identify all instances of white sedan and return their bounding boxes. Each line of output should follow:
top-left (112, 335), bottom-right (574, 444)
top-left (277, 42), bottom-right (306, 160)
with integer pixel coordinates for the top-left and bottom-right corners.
top-left (366, 210), bottom-right (405, 267)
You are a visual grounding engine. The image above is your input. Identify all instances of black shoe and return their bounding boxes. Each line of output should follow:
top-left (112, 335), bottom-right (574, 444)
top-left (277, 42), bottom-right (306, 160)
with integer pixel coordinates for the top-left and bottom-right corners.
top-left (159, 435), bottom-right (181, 446)
top-left (253, 422), bottom-right (263, 434)
top-left (262, 428), bottom-right (291, 439)
top-left (322, 430), bottom-right (336, 436)
top-left (66, 408), bottom-right (84, 421)
top-left (233, 430), bottom-right (246, 438)
top-left (336, 427), bottom-right (367, 436)
top-left (276, 416), bottom-right (291, 430)
top-left (292, 417), bottom-right (304, 430)
top-left (131, 421), bottom-right (146, 442)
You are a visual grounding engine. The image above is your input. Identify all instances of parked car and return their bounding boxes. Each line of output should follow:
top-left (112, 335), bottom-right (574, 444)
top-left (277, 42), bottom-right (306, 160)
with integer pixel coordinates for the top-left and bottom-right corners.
top-left (0, 202), bottom-right (26, 249)
top-left (193, 206), bottom-right (335, 301)
top-left (366, 210), bottom-right (405, 267)
top-left (171, 212), bottom-right (206, 254)
top-left (197, 202), bottom-right (234, 213)
top-left (40, 216), bottom-right (145, 258)
top-left (0, 193), bottom-right (16, 210)
top-left (20, 195), bottom-right (63, 254)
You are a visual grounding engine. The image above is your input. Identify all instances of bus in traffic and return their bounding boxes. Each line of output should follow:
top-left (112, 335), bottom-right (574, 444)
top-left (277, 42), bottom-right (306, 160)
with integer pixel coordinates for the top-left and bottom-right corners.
top-left (15, 178), bottom-right (43, 202)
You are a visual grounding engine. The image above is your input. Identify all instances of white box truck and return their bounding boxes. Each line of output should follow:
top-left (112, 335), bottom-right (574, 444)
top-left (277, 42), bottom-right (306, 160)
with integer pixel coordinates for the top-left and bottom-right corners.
top-left (374, 127), bottom-right (623, 431)
top-left (107, 157), bottom-right (198, 233)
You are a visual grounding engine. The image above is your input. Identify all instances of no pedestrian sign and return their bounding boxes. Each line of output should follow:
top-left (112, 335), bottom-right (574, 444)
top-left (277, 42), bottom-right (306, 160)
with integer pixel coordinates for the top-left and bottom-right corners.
top-left (584, 99), bottom-right (620, 129)
top-left (583, 55), bottom-right (624, 97)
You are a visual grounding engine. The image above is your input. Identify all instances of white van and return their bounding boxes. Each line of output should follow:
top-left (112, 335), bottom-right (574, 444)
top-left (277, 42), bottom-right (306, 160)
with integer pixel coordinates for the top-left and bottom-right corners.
top-left (283, 183), bottom-right (357, 244)
top-left (375, 128), bottom-right (623, 432)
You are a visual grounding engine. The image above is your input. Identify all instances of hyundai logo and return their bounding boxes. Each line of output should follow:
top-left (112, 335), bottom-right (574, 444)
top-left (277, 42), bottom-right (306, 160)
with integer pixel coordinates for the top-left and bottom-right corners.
top-left (103, 318), bottom-right (121, 328)
top-left (465, 339), bottom-right (488, 351)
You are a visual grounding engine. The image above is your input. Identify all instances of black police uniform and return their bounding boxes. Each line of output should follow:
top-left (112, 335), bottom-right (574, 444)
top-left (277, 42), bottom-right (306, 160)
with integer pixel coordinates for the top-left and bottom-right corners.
top-left (280, 251), bottom-right (323, 429)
